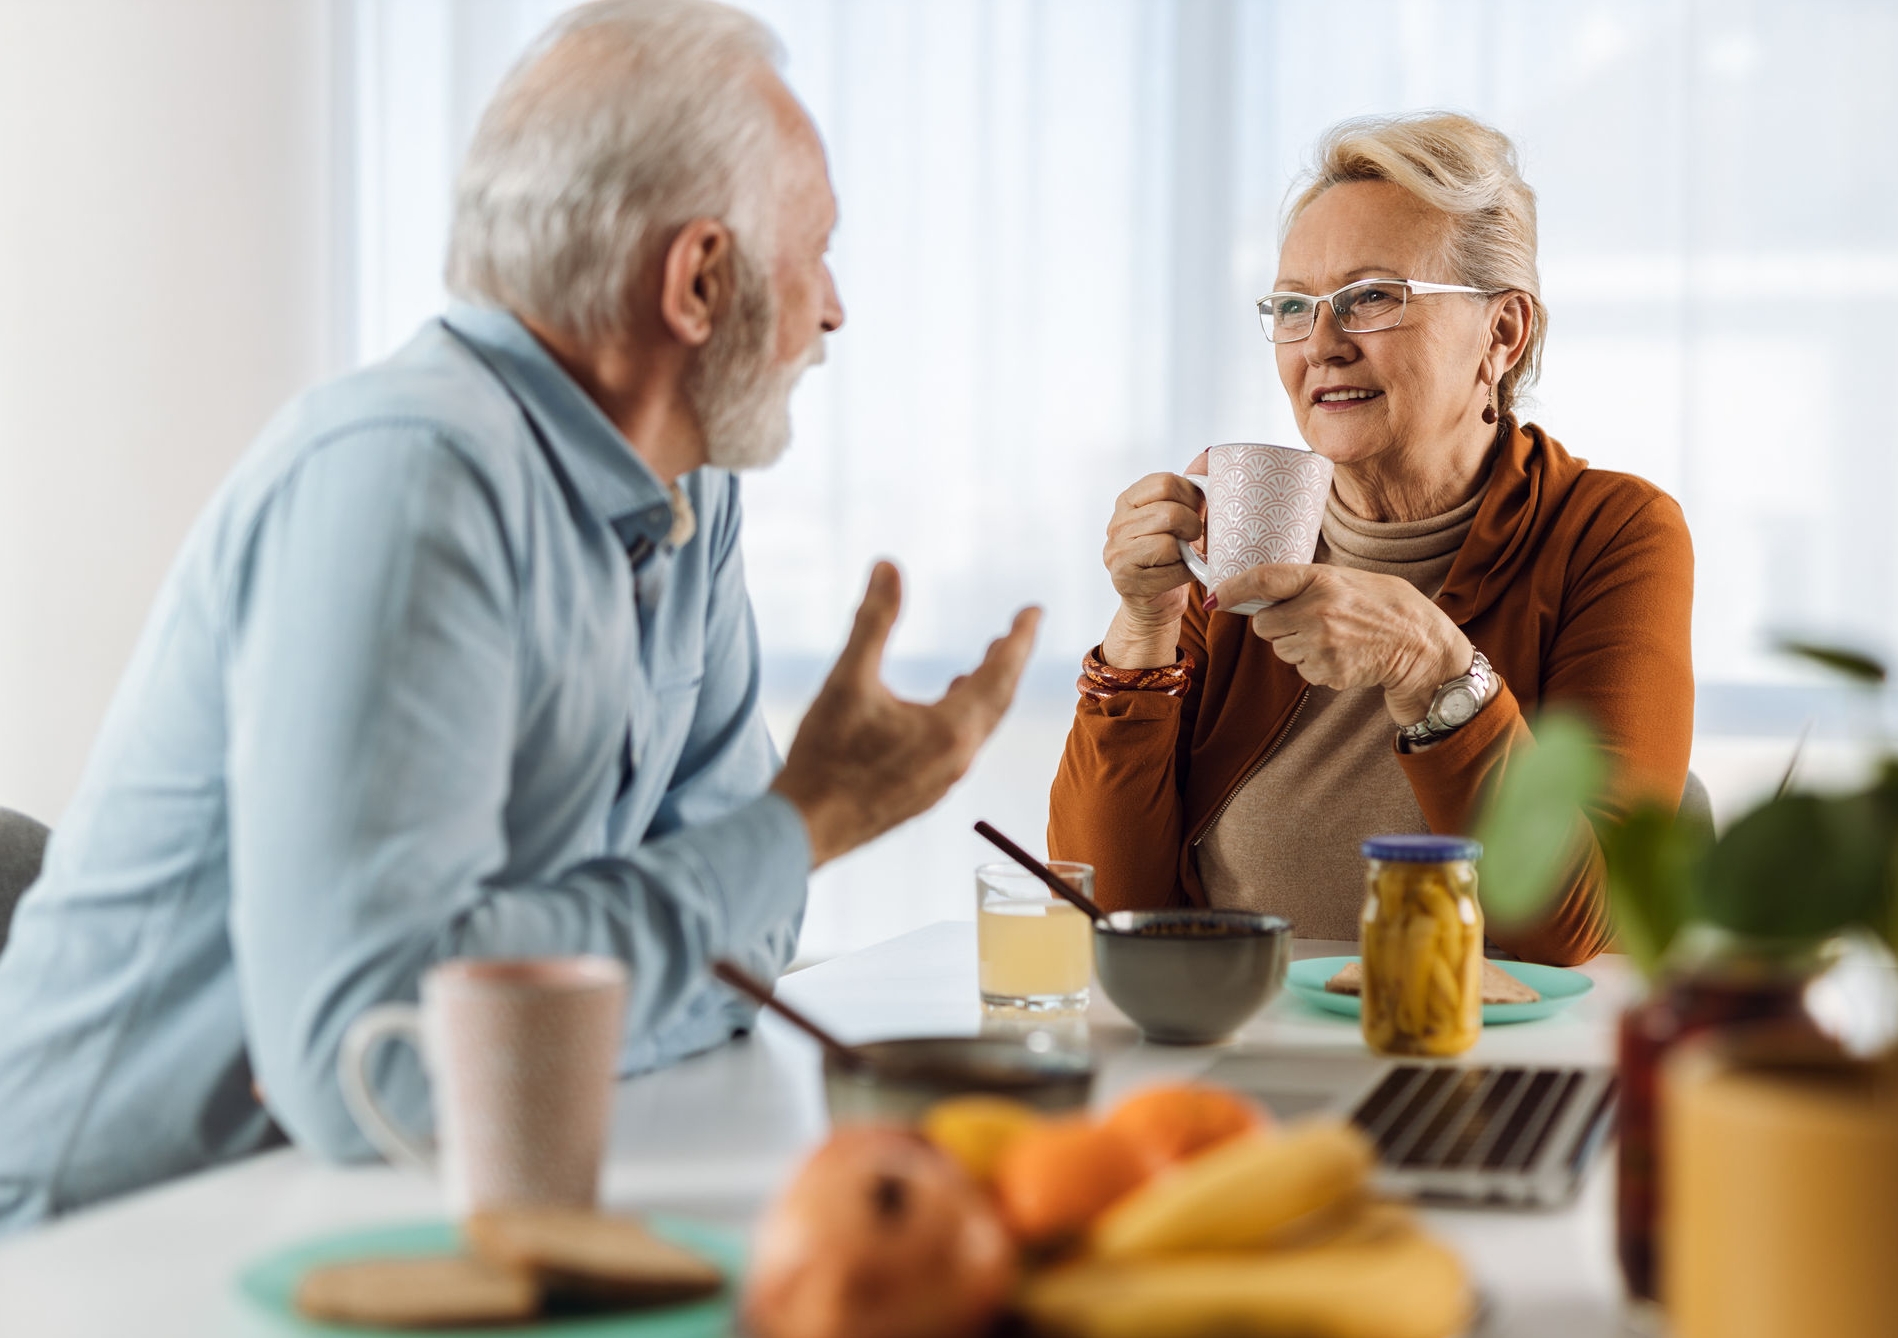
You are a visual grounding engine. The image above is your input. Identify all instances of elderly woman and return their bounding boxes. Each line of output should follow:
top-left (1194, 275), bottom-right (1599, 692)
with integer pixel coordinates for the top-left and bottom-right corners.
top-left (1048, 113), bottom-right (1692, 966)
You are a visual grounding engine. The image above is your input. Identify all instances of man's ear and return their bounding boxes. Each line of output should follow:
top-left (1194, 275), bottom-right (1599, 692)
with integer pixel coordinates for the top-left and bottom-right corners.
top-left (658, 218), bottom-right (733, 348)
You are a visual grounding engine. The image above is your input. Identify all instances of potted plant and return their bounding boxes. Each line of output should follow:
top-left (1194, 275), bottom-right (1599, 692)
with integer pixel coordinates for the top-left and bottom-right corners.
top-left (1474, 642), bottom-right (1898, 1309)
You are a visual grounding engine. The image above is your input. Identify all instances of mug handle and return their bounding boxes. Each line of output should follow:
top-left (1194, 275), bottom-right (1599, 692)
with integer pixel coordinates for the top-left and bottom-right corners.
top-left (339, 1004), bottom-right (436, 1174)
top-left (1173, 473), bottom-right (1270, 615)
top-left (1174, 474), bottom-right (1213, 587)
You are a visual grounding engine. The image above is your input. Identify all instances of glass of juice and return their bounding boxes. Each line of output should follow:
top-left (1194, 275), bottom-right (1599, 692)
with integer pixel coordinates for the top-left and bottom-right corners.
top-left (975, 861), bottom-right (1094, 1012)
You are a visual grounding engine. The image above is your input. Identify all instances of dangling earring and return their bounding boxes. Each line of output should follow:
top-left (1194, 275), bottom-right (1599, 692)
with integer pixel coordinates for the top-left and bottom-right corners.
top-left (1481, 381), bottom-right (1499, 426)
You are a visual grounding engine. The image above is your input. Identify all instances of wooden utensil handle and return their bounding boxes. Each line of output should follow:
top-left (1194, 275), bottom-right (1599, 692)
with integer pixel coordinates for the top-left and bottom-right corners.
top-left (711, 960), bottom-right (866, 1069)
top-left (974, 821), bottom-right (1106, 923)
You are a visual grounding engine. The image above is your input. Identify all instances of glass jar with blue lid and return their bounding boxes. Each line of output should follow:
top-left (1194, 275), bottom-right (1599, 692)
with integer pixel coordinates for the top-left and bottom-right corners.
top-left (1359, 835), bottom-right (1484, 1057)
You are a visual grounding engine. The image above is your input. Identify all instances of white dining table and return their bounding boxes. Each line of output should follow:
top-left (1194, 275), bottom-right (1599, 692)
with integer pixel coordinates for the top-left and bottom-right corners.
top-left (0, 923), bottom-right (1641, 1337)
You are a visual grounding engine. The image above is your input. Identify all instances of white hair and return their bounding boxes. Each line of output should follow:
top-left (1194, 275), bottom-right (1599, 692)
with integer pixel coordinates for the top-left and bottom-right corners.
top-left (445, 0), bottom-right (786, 343)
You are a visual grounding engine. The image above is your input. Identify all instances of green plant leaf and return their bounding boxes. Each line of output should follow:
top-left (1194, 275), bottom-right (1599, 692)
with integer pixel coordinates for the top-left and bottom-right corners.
top-left (1698, 791), bottom-right (1888, 938)
top-left (1773, 638), bottom-right (1888, 685)
top-left (1887, 837), bottom-right (1898, 958)
top-left (1866, 757), bottom-right (1898, 817)
top-left (1473, 712), bottom-right (1608, 927)
top-left (1601, 801), bottom-right (1707, 974)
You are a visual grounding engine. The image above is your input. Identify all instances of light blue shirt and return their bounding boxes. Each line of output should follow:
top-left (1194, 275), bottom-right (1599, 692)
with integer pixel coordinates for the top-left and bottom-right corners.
top-left (0, 305), bottom-right (809, 1231)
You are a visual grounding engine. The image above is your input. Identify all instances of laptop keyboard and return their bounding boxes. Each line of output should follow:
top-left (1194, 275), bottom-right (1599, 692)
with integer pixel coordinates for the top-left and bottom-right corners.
top-left (1350, 1064), bottom-right (1617, 1205)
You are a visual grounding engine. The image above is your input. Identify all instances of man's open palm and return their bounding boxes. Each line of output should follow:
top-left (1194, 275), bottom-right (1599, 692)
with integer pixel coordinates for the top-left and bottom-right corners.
top-left (772, 562), bottom-right (1042, 866)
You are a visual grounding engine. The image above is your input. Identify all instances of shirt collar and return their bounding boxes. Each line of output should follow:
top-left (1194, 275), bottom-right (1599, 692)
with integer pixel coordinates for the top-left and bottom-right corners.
top-left (441, 301), bottom-right (677, 551)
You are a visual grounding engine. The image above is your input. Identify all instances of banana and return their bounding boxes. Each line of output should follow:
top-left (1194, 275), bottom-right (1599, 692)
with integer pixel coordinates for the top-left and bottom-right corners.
top-left (1021, 1207), bottom-right (1472, 1338)
top-left (921, 1094), bottom-right (1044, 1185)
top-left (1089, 1121), bottom-right (1372, 1259)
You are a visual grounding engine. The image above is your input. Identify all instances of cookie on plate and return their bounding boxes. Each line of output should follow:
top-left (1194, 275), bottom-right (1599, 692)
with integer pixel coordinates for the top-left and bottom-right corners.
top-left (1325, 958), bottom-right (1542, 1005)
top-left (1477, 960), bottom-right (1542, 1005)
top-left (295, 1255), bottom-right (538, 1328)
top-left (465, 1207), bottom-right (723, 1307)
top-left (1323, 960), bottom-right (1367, 995)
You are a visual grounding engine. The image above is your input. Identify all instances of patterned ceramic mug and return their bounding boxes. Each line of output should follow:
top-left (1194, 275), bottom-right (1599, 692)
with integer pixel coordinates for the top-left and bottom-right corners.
top-left (338, 956), bottom-right (628, 1215)
top-left (1177, 442), bottom-right (1335, 615)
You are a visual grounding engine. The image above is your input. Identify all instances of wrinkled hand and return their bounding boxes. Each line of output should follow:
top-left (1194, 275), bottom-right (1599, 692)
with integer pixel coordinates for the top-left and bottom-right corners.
top-left (772, 562), bottom-right (1042, 867)
top-left (1207, 564), bottom-right (1472, 726)
top-left (1100, 453), bottom-right (1209, 668)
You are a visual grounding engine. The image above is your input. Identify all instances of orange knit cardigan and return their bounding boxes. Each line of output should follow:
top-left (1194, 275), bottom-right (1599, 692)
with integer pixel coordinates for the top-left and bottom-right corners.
top-left (1046, 423), bottom-right (1694, 965)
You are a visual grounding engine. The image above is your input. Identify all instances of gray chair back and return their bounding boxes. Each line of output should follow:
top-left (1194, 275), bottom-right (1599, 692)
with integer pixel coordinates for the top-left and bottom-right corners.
top-left (0, 807), bottom-right (49, 955)
top-left (1678, 770), bottom-right (1715, 845)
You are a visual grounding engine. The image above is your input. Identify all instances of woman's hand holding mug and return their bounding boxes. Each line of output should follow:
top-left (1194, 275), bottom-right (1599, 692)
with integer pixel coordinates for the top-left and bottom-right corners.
top-left (1205, 563), bottom-right (1473, 727)
top-left (1101, 459), bottom-right (1210, 669)
top-left (1099, 443), bottom-right (1334, 670)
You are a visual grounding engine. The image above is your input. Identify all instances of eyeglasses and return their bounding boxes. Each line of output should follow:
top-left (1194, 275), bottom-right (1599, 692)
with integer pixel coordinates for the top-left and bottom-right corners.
top-left (1255, 277), bottom-right (1492, 343)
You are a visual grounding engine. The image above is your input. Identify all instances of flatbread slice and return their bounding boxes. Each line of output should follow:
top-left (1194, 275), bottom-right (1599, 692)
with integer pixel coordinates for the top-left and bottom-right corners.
top-left (1477, 960), bottom-right (1542, 1004)
top-left (1325, 958), bottom-right (1541, 1005)
top-left (464, 1207), bottom-right (723, 1307)
top-left (1323, 960), bottom-right (1365, 995)
top-left (295, 1255), bottom-right (538, 1328)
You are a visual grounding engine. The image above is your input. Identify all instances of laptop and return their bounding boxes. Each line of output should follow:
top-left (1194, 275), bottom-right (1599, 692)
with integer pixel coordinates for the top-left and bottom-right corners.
top-left (1201, 1050), bottom-right (1618, 1209)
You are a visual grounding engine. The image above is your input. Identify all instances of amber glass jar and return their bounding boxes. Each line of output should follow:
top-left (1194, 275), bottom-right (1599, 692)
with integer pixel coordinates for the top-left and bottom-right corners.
top-left (1615, 926), bottom-right (1856, 1307)
top-left (1359, 835), bottom-right (1484, 1058)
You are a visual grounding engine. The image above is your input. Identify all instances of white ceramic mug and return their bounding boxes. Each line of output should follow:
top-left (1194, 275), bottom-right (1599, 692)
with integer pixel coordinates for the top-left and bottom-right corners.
top-left (1176, 442), bottom-right (1334, 615)
top-left (339, 956), bottom-right (628, 1215)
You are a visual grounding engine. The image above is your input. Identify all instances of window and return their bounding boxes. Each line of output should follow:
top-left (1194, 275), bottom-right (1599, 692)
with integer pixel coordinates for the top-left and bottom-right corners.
top-left (351, 0), bottom-right (1898, 958)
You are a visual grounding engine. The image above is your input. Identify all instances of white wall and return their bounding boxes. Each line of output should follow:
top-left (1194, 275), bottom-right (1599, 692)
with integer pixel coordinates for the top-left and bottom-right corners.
top-left (0, 0), bottom-right (347, 824)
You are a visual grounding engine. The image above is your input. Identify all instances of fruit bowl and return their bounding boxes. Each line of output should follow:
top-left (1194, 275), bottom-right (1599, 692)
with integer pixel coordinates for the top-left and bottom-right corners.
top-left (822, 1036), bottom-right (1093, 1125)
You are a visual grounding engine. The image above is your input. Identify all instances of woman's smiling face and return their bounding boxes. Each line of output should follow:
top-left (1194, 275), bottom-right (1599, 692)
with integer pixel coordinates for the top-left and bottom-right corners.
top-left (1273, 179), bottom-right (1498, 470)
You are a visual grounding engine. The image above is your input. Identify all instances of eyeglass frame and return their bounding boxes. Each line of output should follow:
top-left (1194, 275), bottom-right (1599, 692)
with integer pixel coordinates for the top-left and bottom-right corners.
top-left (1254, 277), bottom-right (1495, 343)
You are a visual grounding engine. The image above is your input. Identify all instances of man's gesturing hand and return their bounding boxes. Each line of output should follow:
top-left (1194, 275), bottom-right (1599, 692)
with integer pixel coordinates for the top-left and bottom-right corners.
top-left (772, 562), bottom-right (1042, 868)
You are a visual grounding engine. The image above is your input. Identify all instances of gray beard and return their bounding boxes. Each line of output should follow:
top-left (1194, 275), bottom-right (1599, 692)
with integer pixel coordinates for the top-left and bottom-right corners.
top-left (687, 249), bottom-right (822, 473)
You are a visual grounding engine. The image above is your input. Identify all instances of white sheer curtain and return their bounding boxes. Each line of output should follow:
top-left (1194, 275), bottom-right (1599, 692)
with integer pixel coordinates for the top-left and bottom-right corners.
top-left (351, 0), bottom-right (1898, 958)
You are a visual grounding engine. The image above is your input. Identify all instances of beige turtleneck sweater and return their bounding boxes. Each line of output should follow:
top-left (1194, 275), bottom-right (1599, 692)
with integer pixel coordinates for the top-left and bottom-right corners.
top-left (1196, 487), bottom-right (1485, 941)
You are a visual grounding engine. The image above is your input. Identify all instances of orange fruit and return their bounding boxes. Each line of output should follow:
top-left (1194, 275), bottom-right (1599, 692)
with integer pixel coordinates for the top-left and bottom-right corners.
top-left (1103, 1083), bottom-right (1267, 1176)
top-left (991, 1118), bottom-right (1146, 1248)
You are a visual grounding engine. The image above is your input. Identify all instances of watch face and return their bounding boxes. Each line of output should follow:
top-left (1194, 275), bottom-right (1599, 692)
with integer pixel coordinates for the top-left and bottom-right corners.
top-left (1437, 685), bottom-right (1478, 727)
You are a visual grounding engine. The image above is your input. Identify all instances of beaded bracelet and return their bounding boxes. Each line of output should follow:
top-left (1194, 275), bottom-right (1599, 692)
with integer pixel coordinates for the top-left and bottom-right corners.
top-left (1077, 645), bottom-right (1195, 701)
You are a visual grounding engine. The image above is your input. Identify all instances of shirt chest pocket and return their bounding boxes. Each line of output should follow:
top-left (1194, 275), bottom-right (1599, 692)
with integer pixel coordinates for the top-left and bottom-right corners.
top-left (616, 546), bottom-right (709, 803)
top-left (619, 672), bottom-right (704, 801)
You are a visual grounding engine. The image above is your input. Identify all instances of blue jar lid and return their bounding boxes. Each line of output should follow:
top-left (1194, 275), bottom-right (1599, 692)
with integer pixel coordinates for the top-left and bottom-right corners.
top-left (1361, 834), bottom-right (1483, 863)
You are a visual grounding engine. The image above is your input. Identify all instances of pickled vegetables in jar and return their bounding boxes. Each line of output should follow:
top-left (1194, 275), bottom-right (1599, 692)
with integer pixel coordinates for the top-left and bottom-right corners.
top-left (1359, 836), bottom-right (1484, 1057)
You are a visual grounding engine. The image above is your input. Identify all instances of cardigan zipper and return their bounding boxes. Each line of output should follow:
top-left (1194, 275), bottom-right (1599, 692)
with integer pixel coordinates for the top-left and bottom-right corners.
top-left (1190, 687), bottom-right (1311, 847)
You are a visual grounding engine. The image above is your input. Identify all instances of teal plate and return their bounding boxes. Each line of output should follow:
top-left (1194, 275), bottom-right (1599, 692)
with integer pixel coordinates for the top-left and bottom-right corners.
top-left (235, 1214), bottom-right (744, 1337)
top-left (1285, 956), bottom-right (1594, 1026)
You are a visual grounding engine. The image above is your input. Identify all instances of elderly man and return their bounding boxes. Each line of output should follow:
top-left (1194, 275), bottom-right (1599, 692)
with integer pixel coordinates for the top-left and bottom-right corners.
top-left (0, 0), bottom-right (1038, 1232)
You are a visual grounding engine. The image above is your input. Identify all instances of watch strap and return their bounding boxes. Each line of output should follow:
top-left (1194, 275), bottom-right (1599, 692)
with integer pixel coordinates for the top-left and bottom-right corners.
top-left (1397, 650), bottom-right (1496, 747)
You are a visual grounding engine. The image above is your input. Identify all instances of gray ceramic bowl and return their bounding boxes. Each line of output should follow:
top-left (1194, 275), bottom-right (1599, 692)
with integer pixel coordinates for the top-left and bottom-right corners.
top-left (1093, 910), bottom-right (1292, 1044)
top-left (823, 1035), bottom-right (1094, 1125)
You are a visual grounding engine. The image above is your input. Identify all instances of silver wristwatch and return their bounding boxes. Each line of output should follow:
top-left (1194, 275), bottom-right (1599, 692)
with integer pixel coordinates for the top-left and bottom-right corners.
top-left (1397, 651), bottom-right (1497, 749)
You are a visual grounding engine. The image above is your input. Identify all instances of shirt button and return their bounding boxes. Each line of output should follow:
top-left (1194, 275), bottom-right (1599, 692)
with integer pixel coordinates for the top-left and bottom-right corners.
top-left (644, 505), bottom-right (669, 527)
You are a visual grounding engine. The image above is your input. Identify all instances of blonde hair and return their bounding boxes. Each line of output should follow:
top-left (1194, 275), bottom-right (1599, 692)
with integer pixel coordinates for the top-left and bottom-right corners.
top-left (1282, 112), bottom-right (1546, 420)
